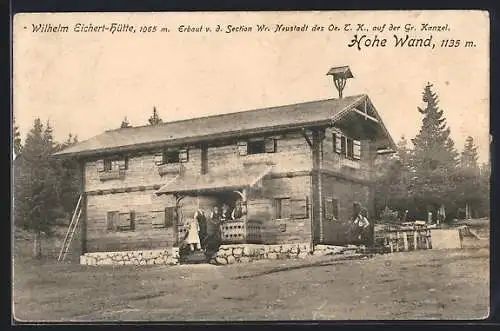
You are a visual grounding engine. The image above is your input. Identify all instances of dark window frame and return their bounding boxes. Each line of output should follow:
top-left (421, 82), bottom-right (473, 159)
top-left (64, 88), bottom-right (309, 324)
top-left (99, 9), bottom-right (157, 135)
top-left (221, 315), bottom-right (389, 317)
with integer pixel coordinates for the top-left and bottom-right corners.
top-left (162, 149), bottom-right (180, 164)
top-left (247, 140), bottom-right (267, 155)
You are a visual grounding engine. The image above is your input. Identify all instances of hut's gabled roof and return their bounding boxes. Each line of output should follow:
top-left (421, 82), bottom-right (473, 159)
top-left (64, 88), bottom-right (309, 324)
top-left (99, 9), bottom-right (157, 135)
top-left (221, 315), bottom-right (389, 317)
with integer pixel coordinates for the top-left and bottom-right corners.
top-left (54, 94), bottom-right (395, 157)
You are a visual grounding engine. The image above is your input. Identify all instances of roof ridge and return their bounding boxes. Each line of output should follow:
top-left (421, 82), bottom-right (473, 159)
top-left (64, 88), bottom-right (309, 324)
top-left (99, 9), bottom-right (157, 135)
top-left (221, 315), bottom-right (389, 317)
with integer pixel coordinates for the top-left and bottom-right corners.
top-left (105, 95), bottom-right (365, 133)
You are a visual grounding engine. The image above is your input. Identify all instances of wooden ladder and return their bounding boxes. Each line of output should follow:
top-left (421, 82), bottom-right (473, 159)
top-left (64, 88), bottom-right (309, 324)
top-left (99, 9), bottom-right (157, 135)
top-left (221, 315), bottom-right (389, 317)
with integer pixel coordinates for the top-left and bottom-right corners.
top-left (58, 195), bottom-right (83, 262)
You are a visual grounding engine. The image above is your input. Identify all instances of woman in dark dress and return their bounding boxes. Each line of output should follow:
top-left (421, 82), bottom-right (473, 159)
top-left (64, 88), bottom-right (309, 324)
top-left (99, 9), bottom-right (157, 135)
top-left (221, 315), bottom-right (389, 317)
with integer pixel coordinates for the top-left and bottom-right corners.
top-left (205, 206), bottom-right (222, 254)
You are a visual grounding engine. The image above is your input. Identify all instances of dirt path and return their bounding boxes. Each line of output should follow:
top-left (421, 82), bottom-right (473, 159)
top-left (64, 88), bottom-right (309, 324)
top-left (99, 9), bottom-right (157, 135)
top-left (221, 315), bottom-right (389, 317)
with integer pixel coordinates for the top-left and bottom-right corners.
top-left (13, 248), bottom-right (489, 321)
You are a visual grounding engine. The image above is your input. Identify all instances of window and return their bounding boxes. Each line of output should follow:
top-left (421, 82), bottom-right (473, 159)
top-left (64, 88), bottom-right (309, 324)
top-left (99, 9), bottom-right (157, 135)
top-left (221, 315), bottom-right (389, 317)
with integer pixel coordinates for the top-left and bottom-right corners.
top-left (163, 150), bottom-right (180, 164)
top-left (333, 131), bottom-right (361, 160)
top-left (275, 198), bottom-right (291, 219)
top-left (238, 138), bottom-right (276, 156)
top-left (325, 198), bottom-right (339, 221)
top-left (116, 211), bottom-right (135, 231)
top-left (104, 159), bottom-right (112, 172)
top-left (107, 211), bottom-right (119, 230)
top-left (247, 140), bottom-right (266, 155)
top-left (98, 158), bottom-right (128, 172)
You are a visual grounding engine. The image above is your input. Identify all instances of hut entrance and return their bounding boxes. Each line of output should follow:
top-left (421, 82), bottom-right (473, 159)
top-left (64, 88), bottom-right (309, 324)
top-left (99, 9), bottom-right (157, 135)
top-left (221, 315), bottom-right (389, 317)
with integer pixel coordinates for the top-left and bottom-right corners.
top-left (155, 164), bottom-right (272, 263)
top-left (175, 191), bottom-right (248, 263)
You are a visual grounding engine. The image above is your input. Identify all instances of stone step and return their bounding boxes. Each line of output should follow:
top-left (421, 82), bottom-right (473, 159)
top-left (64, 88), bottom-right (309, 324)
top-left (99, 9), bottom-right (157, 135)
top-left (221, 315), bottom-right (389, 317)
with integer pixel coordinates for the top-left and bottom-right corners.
top-left (179, 251), bottom-right (209, 264)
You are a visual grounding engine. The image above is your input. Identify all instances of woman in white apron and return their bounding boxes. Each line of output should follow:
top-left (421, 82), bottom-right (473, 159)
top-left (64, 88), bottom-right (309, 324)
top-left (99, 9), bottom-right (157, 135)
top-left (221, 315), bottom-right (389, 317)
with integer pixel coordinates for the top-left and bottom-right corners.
top-left (186, 217), bottom-right (201, 252)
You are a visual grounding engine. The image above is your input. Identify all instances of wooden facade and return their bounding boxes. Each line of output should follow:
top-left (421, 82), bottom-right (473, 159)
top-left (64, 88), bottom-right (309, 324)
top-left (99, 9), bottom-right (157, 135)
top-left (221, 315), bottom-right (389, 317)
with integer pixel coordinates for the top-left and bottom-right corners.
top-left (54, 93), bottom-right (396, 256)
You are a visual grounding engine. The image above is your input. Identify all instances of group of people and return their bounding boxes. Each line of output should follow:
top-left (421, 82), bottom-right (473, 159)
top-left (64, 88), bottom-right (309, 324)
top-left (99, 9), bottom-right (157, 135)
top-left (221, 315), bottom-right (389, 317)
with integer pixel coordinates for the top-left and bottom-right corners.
top-left (184, 201), bottom-right (246, 253)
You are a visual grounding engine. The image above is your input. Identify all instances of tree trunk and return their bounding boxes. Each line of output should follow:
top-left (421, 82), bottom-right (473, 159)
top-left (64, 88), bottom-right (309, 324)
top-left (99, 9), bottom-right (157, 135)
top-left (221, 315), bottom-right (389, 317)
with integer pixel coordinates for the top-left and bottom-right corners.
top-left (33, 231), bottom-right (42, 259)
top-left (465, 202), bottom-right (471, 220)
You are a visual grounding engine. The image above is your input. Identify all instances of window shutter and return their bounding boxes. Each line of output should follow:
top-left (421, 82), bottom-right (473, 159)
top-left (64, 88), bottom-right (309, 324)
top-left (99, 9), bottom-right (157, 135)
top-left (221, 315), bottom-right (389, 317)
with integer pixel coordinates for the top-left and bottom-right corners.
top-left (335, 133), bottom-right (342, 153)
top-left (332, 199), bottom-right (339, 220)
top-left (130, 211), bottom-right (136, 230)
top-left (237, 141), bottom-right (248, 156)
top-left (154, 153), bottom-right (163, 165)
top-left (152, 211), bottom-right (165, 228)
top-left (106, 211), bottom-right (116, 230)
top-left (324, 198), bottom-right (334, 221)
top-left (291, 196), bottom-right (309, 219)
top-left (164, 207), bottom-right (176, 227)
top-left (117, 212), bottom-right (130, 229)
top-left (116, 159), bottom-right (127, 170)
top-left (265, 138), bottom-right (276, 153)
top-left (341, 136), bottom-right (347, 155)
top-left (282, 198), bottom-right (292, 219)
top-left (96, 159), bottom-right (105, 172)
top-left (353, 140), bottom-right (361, 160)
top-left (179, 149), bottom-right (189, 163)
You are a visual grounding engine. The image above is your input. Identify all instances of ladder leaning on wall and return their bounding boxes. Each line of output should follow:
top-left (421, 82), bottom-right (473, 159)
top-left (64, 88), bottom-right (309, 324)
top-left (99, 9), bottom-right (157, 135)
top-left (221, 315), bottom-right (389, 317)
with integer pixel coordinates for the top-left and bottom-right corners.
top-left (57, 194), bottom-right (83, 262)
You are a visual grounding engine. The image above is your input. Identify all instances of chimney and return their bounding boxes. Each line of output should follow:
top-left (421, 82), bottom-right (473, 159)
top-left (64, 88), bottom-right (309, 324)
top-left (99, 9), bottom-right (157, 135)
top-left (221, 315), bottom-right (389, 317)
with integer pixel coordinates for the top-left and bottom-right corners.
top-left (326, 66), bottom-right (354, 99)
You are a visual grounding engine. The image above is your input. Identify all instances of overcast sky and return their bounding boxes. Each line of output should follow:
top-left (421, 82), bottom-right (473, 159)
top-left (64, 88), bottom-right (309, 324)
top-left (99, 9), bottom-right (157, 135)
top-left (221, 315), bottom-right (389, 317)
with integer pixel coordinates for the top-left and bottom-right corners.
top-left (13, 11), bottom-right (490, 162)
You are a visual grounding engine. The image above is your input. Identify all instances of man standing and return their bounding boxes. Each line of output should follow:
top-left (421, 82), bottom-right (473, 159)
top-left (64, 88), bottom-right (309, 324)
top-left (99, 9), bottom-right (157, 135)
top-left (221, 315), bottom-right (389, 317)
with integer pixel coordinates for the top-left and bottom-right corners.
top-left (348, 202), bottom-right (370, 244)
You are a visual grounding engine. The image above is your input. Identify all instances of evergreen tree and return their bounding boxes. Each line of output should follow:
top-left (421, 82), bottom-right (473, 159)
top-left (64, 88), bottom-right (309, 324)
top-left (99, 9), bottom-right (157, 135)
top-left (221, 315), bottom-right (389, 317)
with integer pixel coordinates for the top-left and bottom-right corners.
top-left (457, 137), bottom-right (482, 218)
top-left (409, 83), bottom-right (459, 219)
top-left (147, 106), bottom-right (163, 125)
top-left (478, 161), bottom-right (491, 217)
top-left (460, 136), bottom-right (479, 170)
top-left (120, 117), bottom-right (131, 128)
top-left (374, 136), bottom-right (413, 220)
top-left (55, 133), bottom-right (81, 217)
top-left (396, 135), bottom-right (410, 166)
top-left (13, 115), bottom-right (22, 157)
top-left (15, 119), bottom-right (64, 258)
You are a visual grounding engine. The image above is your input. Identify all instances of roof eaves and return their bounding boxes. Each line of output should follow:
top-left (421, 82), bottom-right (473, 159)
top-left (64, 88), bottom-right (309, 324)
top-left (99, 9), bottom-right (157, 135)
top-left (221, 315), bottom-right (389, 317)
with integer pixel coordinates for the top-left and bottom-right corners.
top-left (52, 118), bottom-right (335, 158)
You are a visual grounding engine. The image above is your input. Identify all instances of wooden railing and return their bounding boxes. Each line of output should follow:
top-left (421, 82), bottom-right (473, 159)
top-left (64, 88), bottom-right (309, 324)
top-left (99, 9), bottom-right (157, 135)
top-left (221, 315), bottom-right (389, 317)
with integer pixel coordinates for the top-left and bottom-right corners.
top-left (176, 218), bottom-right (263, 246)
top-left (375, 228), bottom-right (432, 253)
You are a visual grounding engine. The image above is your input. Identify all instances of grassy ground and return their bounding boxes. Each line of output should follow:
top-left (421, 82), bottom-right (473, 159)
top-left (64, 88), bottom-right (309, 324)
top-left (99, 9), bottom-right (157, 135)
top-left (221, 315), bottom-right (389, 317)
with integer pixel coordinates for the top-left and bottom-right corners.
top-left (13, 245), bottom-right (489, 322)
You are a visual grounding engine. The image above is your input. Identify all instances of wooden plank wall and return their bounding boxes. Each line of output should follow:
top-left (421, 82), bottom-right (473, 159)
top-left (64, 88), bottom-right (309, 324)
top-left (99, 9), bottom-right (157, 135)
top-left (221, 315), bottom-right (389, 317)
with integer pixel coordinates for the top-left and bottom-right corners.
top-left (322, 127), bottom-right (371, 181)
top-left (82, 130), bottom-right (314, 252)
top-left (258, 176), bottom-right (312, 244)
top-left (320, 175), bottom-right (371, 245)
top-left (86, 191), bottom-right (176, 252)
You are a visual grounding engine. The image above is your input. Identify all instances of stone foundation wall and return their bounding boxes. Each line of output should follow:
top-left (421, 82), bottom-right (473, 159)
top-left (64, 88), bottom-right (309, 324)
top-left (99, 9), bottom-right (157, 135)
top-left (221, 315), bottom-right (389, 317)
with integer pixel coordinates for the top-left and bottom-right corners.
top-left (209, 243), bottom-right (312, 265)
top-left (80, 247), bottom-right (180, 265)
top-left (78, 243), bottom-right (364, 266)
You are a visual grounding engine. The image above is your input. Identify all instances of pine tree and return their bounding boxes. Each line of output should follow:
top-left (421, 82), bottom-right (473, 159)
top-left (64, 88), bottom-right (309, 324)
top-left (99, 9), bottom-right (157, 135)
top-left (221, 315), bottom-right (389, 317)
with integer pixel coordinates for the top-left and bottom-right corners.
top-left (54, 133), bottom-right (81, 218)
top-left (409, 83), bottom-right (459, 220)
top-left (15, 119), bottom-right (63, 258)
top-left (120, 117), bottom-right (131, 128)
top-left (460, 136), bottom-right (479, 170)
top-left (13, 116), bottom-right (22, 158)
top-left (457, 136), bottom-right (481, 219)
top-left (147, 106), bottom-right (163, 125)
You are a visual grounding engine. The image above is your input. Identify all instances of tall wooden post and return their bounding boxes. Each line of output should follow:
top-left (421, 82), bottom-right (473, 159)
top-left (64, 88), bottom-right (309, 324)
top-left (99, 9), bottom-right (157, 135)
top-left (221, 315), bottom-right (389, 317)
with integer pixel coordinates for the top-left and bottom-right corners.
top-left (367, 141), bottom-right (378, 246)
top-left (310, 128), bottom-right (325, 249)
top-left (79, 159), bottom-right (87, 255)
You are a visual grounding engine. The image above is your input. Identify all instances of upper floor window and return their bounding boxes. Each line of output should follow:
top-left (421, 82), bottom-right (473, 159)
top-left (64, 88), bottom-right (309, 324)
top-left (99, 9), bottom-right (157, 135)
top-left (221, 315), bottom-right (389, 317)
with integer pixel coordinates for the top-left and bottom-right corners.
top-left (97, 157), bottom-right (128, 172)
top-left (238, 137), bottom-right (276, 156)
top-left (155, 148), bottom-right (189, 165)
top-left (333, 132), bottom-right (361, 160)
top-left (163, 150), bottom-right (180, 164)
